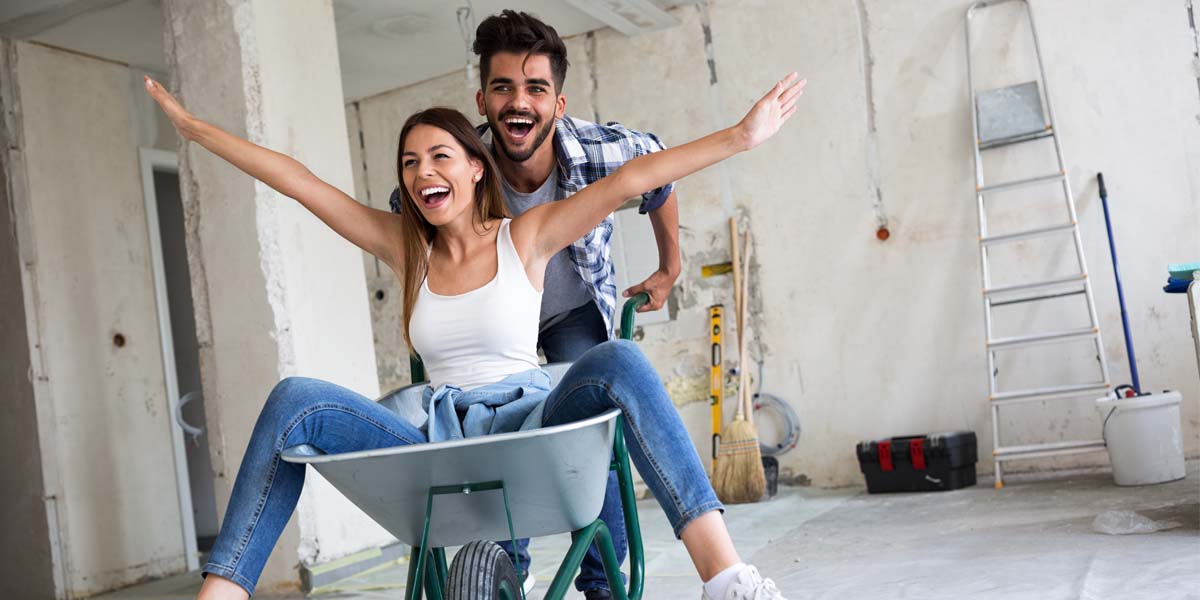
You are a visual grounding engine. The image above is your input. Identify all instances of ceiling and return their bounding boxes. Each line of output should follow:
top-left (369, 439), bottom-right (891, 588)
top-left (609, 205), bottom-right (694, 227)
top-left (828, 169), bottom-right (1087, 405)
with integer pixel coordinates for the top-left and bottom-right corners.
top-left (0, 0), bottom-right (686, 101)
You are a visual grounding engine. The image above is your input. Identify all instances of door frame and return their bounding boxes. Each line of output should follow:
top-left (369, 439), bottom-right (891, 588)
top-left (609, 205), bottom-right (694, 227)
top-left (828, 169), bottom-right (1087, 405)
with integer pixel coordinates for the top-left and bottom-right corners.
top-left (138, 147), bottom-right (200, 571)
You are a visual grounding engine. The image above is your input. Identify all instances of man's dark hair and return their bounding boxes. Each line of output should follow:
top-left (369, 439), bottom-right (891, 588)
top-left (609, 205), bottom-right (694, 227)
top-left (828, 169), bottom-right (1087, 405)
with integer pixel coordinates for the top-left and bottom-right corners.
top-left (473, 10), bottom-right (569, 93)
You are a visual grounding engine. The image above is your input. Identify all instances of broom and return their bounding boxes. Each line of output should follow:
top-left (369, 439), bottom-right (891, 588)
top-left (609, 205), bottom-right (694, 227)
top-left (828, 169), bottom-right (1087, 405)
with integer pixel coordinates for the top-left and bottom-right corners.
top-left (713, 220), bottom-right (766, 504)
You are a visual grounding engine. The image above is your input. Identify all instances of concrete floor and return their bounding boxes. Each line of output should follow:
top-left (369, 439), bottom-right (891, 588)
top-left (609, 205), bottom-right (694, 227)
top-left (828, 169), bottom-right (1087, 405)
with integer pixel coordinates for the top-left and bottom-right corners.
top-left (98, 462), bottom-right (1199, 600)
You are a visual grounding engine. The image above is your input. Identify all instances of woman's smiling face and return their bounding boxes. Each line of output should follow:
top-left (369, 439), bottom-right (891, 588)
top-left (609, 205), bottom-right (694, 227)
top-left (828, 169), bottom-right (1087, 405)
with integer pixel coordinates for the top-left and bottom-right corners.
top-left (400, 124), bottom-right (485, 227)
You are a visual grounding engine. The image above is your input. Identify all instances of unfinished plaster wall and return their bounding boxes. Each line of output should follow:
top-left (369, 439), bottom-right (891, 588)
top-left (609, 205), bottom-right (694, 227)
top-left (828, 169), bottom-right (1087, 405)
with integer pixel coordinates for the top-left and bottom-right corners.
top-left (606, 0), bottom-right (1199, 485)
top-left (349, 0), bottom-right (1199, 487)
top-left (9, 40), bottom-right (185, 595)
top-left (0, 39), bottom-right (56, 599)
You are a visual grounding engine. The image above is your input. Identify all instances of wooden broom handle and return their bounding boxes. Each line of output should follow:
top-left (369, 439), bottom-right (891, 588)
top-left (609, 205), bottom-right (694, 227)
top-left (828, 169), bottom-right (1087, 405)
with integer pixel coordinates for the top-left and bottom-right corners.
top-left (728, 218), bottom-right (743, 339)
top-left (728, 218), bottom-right (744, 419)
top-left (739, 229), bottom-right (754, 423)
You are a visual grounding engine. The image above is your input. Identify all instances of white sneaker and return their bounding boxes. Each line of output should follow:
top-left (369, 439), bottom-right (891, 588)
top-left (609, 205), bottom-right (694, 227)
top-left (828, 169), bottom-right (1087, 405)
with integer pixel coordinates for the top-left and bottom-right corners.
top-left (522, 572), bottom-right (536, 595)
top-left (700, 565), bottom-right (786, 600)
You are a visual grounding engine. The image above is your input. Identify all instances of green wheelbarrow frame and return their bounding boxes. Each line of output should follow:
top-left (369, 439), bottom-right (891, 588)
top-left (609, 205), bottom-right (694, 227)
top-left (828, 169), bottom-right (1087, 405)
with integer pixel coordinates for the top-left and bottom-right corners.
top-left (299, 293), bottom-right (651, 600)
top-left (401, 410), bottom-right (644, 600)
top-left (404, 293), bottom-right (648, 600)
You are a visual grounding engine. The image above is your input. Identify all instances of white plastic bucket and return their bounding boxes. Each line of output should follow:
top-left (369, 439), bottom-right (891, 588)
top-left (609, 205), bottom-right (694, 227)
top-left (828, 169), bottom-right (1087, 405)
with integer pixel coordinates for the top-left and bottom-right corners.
top-left (1095, 390), bottom-right (1186, 486)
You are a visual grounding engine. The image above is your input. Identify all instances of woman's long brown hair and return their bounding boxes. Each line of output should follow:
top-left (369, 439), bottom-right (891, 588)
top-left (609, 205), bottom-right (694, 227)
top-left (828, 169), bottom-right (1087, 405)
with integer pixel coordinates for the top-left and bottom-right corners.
top-left (393, 107), bottom-right (511, 347)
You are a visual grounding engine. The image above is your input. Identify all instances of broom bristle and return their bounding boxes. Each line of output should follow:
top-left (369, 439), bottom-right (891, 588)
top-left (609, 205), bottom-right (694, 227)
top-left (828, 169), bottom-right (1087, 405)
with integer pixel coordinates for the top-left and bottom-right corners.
top-left (713, 418), bottom-right (766, 504)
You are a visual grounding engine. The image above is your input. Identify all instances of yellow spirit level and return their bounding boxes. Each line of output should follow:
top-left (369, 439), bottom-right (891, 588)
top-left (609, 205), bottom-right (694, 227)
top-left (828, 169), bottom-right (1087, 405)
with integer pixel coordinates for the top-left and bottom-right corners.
top-left (709, 304), bottom-right (723, 472)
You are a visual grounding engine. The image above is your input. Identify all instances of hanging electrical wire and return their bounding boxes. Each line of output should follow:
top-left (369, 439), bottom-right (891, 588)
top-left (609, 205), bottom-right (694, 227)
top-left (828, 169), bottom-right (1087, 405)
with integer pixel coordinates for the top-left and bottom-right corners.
top-left (457, 1), bottom-right (478, 86)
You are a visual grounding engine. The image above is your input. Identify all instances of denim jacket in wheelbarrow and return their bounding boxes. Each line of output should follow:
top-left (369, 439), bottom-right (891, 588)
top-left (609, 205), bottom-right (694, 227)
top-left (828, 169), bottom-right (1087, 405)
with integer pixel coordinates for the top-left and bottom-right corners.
top-left (422, 368), bottom-right (552, 442)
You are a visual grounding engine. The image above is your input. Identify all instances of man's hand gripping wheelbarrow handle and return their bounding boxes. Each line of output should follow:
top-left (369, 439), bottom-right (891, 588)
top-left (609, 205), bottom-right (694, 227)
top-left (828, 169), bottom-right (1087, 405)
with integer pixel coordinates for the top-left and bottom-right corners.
top-left (620, 293), bottom-right (651, 341)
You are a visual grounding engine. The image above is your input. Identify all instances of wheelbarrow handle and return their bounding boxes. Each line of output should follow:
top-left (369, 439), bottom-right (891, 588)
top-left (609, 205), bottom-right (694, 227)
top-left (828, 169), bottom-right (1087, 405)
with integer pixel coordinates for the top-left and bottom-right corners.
top-left (620, 293), bottom-right (651, 340)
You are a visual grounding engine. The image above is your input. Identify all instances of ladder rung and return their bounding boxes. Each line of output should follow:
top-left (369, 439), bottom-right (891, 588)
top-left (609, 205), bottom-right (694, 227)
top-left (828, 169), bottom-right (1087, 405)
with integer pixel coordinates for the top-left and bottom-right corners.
top-left (993, 440), bottom-right (1106, 462)
top-left (984, 273), bottom-right (1087, 298)
top-left (988, 326), bottom-right (1098, 350)
top-left (979, 127), bottom-right (1054, 150)
top-left (977, 172), bottom-right (1065, 194)
top-left (990, 382), bottom-right (1111, 406)
top-left (981, 222), bottom-right (1075, 246)
top-left (991, 288), bottom-right (1086, 308)
top-left (994, 439), bottom-right (1106, 456)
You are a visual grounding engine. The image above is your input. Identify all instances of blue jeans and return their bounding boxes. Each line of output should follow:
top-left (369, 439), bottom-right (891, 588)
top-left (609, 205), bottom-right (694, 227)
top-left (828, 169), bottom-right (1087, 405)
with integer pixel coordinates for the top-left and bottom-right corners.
top-left (203, 340), bottom-right (721, 596)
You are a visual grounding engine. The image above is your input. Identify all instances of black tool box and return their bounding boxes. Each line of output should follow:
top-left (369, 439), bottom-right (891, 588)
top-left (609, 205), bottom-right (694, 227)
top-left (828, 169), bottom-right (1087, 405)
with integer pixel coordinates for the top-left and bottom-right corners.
top-left (856, 431), bottom-right (977, 493)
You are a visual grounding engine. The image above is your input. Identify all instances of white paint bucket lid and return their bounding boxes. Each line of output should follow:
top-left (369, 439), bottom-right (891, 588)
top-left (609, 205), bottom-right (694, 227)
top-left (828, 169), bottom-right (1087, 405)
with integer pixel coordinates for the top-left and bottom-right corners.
top-left (1095, 390), bottom-right (1181, 412)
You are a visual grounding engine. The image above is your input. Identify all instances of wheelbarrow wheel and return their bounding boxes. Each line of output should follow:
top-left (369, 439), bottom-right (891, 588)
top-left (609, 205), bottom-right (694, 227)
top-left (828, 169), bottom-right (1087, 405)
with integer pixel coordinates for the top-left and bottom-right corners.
top-left (446, 540), bottom-right (521, 600)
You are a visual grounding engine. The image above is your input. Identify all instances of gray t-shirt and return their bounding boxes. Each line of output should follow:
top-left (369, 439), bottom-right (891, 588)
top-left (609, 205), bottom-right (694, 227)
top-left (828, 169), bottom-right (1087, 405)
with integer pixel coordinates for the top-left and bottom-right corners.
top-left (500, 171), bottom-right (593, 328)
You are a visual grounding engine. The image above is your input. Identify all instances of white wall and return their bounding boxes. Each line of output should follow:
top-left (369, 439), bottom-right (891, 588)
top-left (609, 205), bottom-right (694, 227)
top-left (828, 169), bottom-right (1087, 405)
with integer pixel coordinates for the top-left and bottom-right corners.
top-left (348, 0), bottom-right (1199, 486)
top-left (10, 40), bottom-right (186, 595)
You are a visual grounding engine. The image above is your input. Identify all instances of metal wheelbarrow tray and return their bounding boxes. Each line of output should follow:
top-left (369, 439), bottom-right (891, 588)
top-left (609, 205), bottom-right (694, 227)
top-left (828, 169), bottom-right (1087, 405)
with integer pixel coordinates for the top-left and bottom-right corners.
top-left (281, 407), bottom-right (619, 548)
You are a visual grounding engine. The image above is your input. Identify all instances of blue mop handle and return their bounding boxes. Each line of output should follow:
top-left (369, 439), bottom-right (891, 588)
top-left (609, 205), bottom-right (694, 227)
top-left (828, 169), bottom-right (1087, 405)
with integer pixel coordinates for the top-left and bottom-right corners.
top-left (1097, 173), bottom-right (1140, 394)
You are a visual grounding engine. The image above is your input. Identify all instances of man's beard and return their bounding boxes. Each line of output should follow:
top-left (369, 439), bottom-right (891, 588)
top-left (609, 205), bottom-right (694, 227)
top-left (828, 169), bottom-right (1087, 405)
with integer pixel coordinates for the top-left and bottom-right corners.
top-left (491, 114), bottom-right (555, 163)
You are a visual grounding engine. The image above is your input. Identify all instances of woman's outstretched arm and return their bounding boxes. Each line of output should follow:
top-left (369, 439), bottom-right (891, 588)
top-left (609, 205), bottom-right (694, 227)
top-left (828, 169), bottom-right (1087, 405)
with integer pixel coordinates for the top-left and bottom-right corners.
top-left (143, 77), bottom-right (405, 268)
top-left (512, 73), bottom-right (805, 262)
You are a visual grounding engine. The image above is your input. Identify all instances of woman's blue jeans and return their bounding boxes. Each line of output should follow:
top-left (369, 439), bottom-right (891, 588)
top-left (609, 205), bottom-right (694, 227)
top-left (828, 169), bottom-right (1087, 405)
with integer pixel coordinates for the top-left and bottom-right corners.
top-left (203, 340), bottom-right (722, 596)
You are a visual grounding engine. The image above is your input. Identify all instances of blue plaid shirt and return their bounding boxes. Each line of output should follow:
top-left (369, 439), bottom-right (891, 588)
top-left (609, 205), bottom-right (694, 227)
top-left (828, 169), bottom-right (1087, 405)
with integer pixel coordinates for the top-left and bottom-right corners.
top-left (483, 116), bottom-right (674, 336)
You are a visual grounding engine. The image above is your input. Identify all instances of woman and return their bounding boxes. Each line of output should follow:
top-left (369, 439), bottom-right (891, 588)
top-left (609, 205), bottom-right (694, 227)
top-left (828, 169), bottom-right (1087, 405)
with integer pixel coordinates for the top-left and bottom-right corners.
top-left (144, 71), bottom-right (805, 600)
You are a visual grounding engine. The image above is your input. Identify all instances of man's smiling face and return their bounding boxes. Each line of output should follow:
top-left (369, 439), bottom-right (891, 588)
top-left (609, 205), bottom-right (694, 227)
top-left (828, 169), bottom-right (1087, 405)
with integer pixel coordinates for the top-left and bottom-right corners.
top-left (477, 51), bottom-right (566, 163)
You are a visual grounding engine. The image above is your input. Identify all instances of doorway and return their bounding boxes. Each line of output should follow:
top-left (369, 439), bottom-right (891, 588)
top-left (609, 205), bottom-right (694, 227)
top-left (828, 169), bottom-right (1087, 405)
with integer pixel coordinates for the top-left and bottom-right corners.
top-left (139, 148), bottom-right (218, 570)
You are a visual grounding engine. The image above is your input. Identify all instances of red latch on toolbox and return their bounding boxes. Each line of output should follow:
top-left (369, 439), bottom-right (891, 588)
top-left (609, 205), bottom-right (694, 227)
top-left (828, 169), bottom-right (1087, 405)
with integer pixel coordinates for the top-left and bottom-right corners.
top-left (909, 438), bottom-right (926, 470)
top-left (878, 440), bottom-right (893, 472)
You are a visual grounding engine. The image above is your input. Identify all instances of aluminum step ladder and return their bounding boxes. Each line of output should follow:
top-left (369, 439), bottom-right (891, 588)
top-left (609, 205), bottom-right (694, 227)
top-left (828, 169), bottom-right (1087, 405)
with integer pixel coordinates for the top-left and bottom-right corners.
top-left (965, 0), bottom-right (1111, 488)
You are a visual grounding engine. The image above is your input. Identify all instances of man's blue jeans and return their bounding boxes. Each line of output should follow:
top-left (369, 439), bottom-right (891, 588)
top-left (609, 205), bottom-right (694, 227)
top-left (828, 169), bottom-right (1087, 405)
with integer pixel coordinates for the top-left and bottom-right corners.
top-left (202, 340), bottom-right (722, 596)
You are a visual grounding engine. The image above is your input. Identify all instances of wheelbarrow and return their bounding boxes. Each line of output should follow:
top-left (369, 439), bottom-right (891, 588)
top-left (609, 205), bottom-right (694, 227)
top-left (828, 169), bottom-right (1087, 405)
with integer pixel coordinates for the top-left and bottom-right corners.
top-left (282, 294), bottom-right (651, 600)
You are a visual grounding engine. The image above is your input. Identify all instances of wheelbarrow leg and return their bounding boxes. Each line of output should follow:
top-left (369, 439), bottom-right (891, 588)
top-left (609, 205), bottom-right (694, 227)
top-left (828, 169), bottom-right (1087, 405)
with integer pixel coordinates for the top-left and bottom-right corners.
top-left (406, 546), bottom-right (423, 600)
top-left (403, 546), bottom-right (446, 600)
top-left (423, 550), bottom-right (444, 600)
top-left (408, 487), bottom-right (442, 600)
top-left (433, 547), bottom-right (449, 589)
top-left (613, 417), bottom-right (644, 600)
top-left (592, 524), bottom-right (627, 600)
top-left (540, 520), bottom-right (628, 600)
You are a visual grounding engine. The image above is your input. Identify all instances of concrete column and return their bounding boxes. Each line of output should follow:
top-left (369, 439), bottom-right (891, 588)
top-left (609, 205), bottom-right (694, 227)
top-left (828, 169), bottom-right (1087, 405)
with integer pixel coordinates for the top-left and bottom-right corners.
top-left (162, 0), bottom-right (388, 592)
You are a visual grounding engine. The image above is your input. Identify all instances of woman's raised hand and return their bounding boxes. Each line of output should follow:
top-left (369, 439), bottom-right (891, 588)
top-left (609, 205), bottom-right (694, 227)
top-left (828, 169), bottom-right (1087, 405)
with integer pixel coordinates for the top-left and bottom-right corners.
top-left (143, 76), bottom-right (197, 141)
top-left (734, 73), bottom-right (806, 152)
top-left (140, 77), bottom-right (404, 265)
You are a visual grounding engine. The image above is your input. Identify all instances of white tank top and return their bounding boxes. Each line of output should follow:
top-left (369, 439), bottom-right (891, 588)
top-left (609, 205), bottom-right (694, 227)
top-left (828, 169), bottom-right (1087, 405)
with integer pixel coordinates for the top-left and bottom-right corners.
top-left (409, 219), bottom-right (542, 391)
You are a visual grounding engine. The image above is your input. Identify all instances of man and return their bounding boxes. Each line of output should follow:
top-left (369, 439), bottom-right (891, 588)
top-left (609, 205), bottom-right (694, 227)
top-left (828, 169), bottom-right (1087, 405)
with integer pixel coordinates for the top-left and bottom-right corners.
top-left (473, 10), bottom-right (681, 599)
